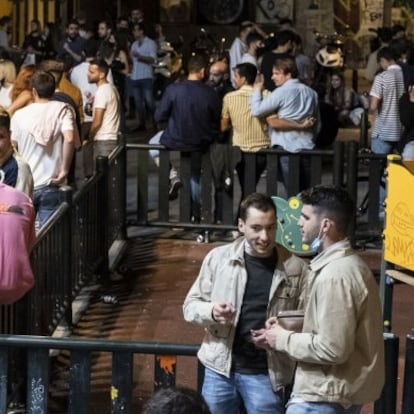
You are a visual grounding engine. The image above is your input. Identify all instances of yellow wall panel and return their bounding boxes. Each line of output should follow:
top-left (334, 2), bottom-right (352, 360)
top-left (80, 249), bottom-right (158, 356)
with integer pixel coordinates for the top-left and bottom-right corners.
top-left (0, 1), bottom-right (12, 17)
top-left (384, 161), bottom-right (414, 271)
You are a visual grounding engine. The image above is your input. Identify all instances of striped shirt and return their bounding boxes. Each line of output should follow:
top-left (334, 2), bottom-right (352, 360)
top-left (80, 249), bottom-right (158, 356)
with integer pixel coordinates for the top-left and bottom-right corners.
top-left (221, 85), bottom-right (270, 152)
top-left (370, 64), bottom-right (405, 142)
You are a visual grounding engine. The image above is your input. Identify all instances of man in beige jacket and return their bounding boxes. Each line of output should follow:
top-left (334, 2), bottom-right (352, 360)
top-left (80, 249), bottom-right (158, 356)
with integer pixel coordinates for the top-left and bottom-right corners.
top-left (254, 185), bottom-right (385, 414)
top-left (183, 192), bottom-right (308, 414)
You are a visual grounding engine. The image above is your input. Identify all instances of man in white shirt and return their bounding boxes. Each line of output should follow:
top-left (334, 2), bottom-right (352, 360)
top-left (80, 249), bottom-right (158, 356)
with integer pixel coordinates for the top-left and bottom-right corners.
top-left (85, 59), bottom-right (120, 174)
top-left (11, 71), bottom-right (76, 227)
top-left (241, 32), bottom-right (264, 69)
top-left (70, 47), bottom-right (114, 176)
top-left (230, 21), bottom-right (267, 88)
top-left (229, 22), bottom-right (253, 88)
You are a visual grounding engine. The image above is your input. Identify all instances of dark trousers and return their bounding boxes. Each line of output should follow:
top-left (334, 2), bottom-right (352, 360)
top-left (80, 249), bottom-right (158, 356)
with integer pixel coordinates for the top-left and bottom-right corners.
top-left (234, 149), bottom-right (267, 221)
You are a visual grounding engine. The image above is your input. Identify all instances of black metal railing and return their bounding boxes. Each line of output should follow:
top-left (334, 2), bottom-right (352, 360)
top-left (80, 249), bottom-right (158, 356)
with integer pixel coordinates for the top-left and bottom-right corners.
top-left (0, 142), bottom-right (127, 337)
top-left (345, 141), bottom-right (387, 240)
top-left (0, 335), bottom-right (200, 414)
top-left (128, 141), bottom-right (344, 228)
top-left (0, 332), bottom-right (410, 414)
top-left (127, 140), bottom-right (385, 244)
top-left (0, 138), bottom-right (387, 338)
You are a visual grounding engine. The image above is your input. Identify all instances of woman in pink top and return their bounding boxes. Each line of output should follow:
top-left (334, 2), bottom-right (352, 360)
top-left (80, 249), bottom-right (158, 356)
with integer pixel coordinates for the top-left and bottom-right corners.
top-left (0, 183), bottom-right (35, 304)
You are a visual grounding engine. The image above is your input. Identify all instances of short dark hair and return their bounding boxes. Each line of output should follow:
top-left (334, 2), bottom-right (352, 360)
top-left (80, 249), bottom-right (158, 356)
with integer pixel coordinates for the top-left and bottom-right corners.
top-left (30, 70), bottom-right (56, 98)
top-left (89, 58), bottom-right (109, 77)
top-left (292, 32), bottom-right (303, 46)
top-left (134, 22), bottom-right (147, 35)
top-left (37, 59), bottom-right (65, 85)
top-left (377, 46), bottom-right (397, 62)
top-left (142, 387), bottom-right (211, 414)
top-left (0, 107), bottom-right (10, 130)
top-left (234, 62), bottom-right (257, 85)
top-left (187, 55), bottom-right (207, 73)
top-left (84, 40), bottom-right (98, 59)
top-left (246, 32), bottom-right (263, 48)
top-left (300, 185), bottom-right (355, 235)
top-left (66, 19), bottom-right (79, 28)
top-left (98, 42), bottom-right (115, 60)
top-left (275, 29), bottom-right (295, 47)
top-left (99, 20), bottom-right (112, 30)
top-left (239, 193), bottom-right (276, 221)
top-left (0, 16), bottom-right (11, 26)
top-left (273, 57), bottom-right (298, 78)
top-left (392, 24), bottom-right (405, 37)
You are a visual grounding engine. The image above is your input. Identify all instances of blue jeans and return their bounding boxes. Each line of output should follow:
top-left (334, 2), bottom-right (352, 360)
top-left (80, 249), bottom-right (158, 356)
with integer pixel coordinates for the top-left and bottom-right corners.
top-left (148, 130), bottom-right (163, 160)
top-left (202, 368), bottom-right (284, 414)
top-left (130, 78), bottom-right (155, 124)
top-left (33, 185), bottom-right (63, 228)
top-left (279, 153), bottom-right (311, 194)
top-left (286, 401), bottom-right (361, 414)
top-left (370, 135), bottom-right (398, 155)
top-left (370, 135), bottom-right (395, 211)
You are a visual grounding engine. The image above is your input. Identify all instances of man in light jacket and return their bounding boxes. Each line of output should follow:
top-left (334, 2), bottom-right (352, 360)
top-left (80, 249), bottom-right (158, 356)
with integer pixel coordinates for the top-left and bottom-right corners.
top-left (183, 192), bottom-right (308, 414)
top-left (255, 185), bottom-right (385, 414)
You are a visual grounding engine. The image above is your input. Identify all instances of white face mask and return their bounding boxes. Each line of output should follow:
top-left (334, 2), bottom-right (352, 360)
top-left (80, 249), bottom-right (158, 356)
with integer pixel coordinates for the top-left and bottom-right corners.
top-left (310, 224), bottom-right (325, 252)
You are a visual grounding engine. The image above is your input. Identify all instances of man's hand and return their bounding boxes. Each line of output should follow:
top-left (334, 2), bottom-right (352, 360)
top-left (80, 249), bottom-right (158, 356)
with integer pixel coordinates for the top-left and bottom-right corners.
top-left (266, 115), bottom-right (315, 130)
top-left (263, 317), bottom-right (285, 349)
top-left (250, 328), bottom-right (271, 350)
top-left (299, 116), bottom-right (316, 129)
top-left (212, 303), bottom-right (235, 324)
top-left (50, 170), bottom-right (67, 186)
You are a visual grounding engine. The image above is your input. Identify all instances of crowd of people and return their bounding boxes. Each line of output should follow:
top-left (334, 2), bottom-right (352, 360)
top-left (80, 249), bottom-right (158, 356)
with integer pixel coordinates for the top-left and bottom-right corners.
top-left (0, 10), bottom-right (413, 224)
top-left (0, 9), bottom-right (411, 413)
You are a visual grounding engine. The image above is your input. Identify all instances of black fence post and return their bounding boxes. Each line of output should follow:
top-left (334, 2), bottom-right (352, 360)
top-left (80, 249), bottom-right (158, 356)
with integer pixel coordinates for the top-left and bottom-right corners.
top-left (402, 332), bottom-right (414, 414)
top-left (359, 110), bottom-right (369, 149)
top-left (286, 154), bottom-right (300, 197)
top-left (60, 186), bottom-right (73, 331)
top-left (382, 268), bottom-right (395, 330)
top-left (68, 350), bottom-right (91, 414)
top-left (346, 141), bottom-right (358, 246)
top-left (118, 136), bottom-right (127, 241)
top-left (179, 153), bottom-right (192, 222)
top-left (0, 347), bottom-right (8, 412)
top-left (136, 148), bottom-right (149, 224)
top-left (374, 332), bottom-right (399, 414)
top-left (26, 348), bottom-right (49, 414)
top-left (200, 150), bottom-right (213, 223)
top-left (333, 141), bottom-right (344, 187)
top-left (158, 149), bottom-right (170, 222)
top-left (96, 156), bottom-right (110, 279)
top-left (154, 355), bottom-right (177, 389)
top-left (111, 351), bottom-right (133, 413)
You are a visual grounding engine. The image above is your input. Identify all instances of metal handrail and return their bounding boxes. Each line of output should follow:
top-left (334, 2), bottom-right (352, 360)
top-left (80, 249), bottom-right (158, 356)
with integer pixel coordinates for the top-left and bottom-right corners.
top-left (0, 334), bottom-right (199, 355)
